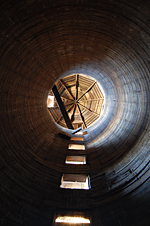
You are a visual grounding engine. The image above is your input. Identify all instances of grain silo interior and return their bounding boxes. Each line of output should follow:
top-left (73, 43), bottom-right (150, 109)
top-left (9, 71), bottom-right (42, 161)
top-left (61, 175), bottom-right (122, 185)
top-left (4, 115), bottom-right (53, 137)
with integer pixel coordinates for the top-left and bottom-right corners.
top-left (0, 1), bottom-right (150, 225)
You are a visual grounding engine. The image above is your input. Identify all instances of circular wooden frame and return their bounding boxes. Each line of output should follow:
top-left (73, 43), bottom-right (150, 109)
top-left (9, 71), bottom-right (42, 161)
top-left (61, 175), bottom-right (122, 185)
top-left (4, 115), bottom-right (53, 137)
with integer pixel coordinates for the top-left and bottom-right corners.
top-left (47, 74), bottom-right (104, 129)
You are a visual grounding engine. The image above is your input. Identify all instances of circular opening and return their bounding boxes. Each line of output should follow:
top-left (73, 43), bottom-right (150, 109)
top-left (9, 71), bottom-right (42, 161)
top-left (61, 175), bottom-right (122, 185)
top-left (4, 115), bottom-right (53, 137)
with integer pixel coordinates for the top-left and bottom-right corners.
top-left (47, 74), bottom-right (104, 129)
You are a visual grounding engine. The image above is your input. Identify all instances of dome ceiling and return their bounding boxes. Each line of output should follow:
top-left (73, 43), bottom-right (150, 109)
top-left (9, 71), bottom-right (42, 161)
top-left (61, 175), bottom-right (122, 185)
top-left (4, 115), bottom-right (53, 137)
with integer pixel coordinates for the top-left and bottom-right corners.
top-left (0, 0), bottom-right (150, 225)
top-left (48, 74), bottom-right (104, 129)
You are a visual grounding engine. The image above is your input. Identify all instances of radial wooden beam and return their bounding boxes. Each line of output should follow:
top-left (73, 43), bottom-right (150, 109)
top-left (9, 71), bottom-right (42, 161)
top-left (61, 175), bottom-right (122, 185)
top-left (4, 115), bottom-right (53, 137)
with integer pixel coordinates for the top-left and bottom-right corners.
top-left (78, 103), bottom-right (100, 116)
top-left (71, 104), bottom-right (76, 122)
top-left (56, 104), bottom-right (74, 123)
top-left (75, 74), bottom-right (79, 100)
top-left (77, 81), bottom-right (97, 102)
top-left (52, 85), bottom-right (74, 129)
top-left (60, 79), bottom-right (75, 100)
top-left (77, 104), bottom-right (87, 128)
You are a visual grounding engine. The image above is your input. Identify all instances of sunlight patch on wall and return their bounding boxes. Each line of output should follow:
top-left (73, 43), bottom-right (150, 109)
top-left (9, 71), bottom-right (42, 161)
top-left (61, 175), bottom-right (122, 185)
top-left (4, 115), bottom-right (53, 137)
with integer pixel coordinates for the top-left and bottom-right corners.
top-left (60, 174), bottom-right (90, 190)
top-left (68, 144), bottom-right (85, 150)
top-left (65, 156), bottom-right (86, 165)
top-left (70, 137), bottom-right (84, 141)
top-left (55, 216), bottom-right (90, 223)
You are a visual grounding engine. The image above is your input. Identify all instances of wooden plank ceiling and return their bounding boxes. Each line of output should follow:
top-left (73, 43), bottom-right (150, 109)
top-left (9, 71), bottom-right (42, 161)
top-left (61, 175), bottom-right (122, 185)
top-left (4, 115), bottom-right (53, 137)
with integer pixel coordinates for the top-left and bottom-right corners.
top-left (48, 74), bottom-right (104, 129)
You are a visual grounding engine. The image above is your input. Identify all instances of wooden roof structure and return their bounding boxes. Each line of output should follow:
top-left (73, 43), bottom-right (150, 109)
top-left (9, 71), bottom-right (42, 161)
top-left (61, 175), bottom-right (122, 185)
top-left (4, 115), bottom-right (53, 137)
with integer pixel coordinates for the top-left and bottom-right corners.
top-left (48, 74), bottom-right (104, 129)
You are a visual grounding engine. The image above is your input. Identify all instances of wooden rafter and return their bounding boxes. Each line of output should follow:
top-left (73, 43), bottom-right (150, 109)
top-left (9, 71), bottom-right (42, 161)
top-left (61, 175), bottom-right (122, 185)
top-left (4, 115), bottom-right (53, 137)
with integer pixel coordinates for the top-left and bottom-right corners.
top-left (77, 104), bottom-right (87, 128)
top-left (71, 104), bottom-right (76, 122)
top-left (60, 79), bottom-right (75, 100)
top-left (77, 81), bottom-right (97, 102)
top-left (78, 103), bottom-right (100, 116)
top-left (56, 104), bottom-right (74, 123)
top-left (52, 85), bottom-right (74, 129)
top-left (75, 74), bottom-right (79, 100)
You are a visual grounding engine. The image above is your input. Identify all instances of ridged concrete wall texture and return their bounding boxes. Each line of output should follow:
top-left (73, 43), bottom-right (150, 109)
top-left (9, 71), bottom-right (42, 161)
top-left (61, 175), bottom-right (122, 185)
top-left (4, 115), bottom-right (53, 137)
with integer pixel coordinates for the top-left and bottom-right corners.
top-left (0, 0), bottom-right (150, 225)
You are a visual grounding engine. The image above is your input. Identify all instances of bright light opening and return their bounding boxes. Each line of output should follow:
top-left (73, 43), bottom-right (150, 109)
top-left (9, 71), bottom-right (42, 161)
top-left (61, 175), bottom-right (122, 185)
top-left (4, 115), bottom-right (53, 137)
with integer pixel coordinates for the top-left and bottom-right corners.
top-left (60, 174), bottom-right (90, 190)
top-left (55, 216), bottom-right (90, 223)
top-left (65, 156), bottom-right (86, 165)
top-left (47, 95), bottom-right (54, 108)
top-left (75, 131), bottom-right (88, 135)
top-left (68, 144), bottom-right (85, 150)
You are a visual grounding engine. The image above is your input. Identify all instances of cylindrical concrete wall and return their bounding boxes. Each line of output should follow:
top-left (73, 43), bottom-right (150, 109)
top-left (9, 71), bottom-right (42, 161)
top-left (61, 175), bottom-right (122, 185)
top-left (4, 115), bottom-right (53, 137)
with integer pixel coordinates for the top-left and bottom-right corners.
top-left (0, 0), bottom-right (150, 225)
